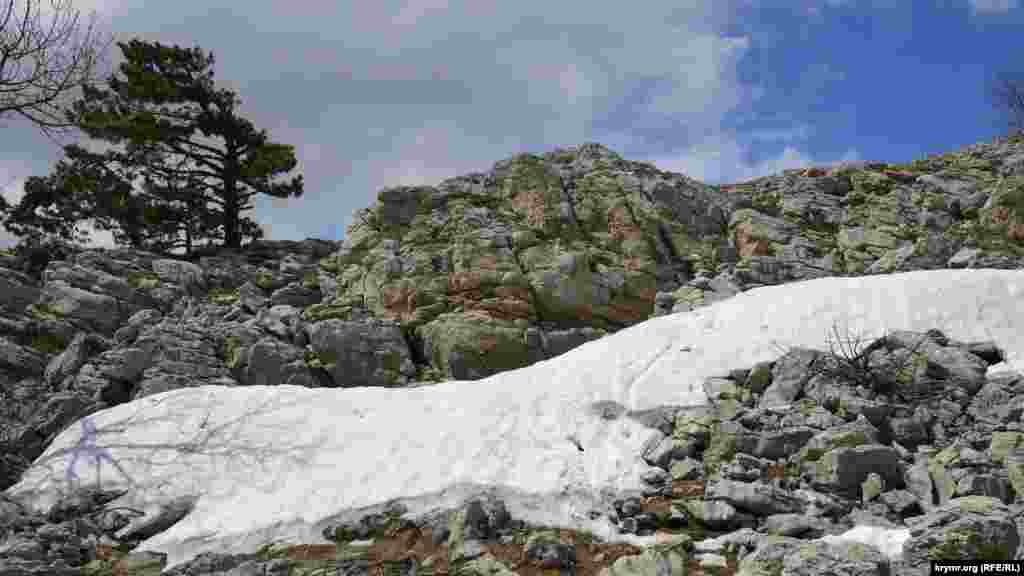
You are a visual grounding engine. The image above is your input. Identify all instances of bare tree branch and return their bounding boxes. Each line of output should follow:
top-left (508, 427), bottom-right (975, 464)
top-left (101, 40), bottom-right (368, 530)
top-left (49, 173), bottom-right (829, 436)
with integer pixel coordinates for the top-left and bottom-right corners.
top-left (0, 0), bottom-right (114, 146)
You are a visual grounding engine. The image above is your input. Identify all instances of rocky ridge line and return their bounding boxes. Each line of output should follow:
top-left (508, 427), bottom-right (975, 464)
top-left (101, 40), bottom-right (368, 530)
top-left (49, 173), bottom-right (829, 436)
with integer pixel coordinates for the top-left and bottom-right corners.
top-left (0, 133), bottom-right (1024, 574)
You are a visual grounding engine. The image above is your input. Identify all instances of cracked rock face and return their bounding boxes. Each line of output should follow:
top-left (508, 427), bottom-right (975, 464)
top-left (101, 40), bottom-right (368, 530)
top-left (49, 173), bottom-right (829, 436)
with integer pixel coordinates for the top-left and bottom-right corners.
top-left (1, 134), bottom-right (1024, 574)
top-left (0, 137), bottom-right (1022, 476)
top-left (5, 326), bottom-right (1024, 576)
top-left (320, 137), bottom-right (1024, 383)
top-left (324, 143), bottom-right (721, 380)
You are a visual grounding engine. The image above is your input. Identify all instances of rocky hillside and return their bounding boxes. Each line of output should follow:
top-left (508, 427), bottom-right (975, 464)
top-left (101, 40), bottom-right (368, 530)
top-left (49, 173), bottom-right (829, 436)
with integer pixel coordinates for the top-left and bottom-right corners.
top-left (1, 133), bottom-right (1024, 575)
top-left (317, 135), bottom-right (1024, 386)
top-left (3, 133), bottom-right (1024, 481)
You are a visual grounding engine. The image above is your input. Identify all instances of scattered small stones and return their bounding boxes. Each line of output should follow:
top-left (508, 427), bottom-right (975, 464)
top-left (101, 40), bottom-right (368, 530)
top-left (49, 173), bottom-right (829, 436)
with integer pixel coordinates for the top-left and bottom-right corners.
top-left (3, 133), bottom-right (1024, 574)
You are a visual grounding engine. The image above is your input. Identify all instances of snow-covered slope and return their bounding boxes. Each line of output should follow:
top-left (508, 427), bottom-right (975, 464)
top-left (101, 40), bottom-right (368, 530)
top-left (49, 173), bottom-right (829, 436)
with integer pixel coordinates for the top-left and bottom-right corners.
top-left (7, 268), bottom-right (1023, 569)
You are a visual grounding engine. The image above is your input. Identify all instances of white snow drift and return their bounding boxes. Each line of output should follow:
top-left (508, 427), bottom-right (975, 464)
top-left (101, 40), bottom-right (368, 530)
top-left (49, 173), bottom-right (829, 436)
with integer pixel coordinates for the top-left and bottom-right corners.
top-left (6, 268), bottom-right (1023, 569)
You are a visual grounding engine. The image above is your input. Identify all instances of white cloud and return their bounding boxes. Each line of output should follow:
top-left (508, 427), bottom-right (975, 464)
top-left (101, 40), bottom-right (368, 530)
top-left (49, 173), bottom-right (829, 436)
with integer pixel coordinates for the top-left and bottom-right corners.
top-left (72, 224), bottom-right (117, 248)
top-left (638, 131), bottom-right (861, 185)
top-left (0, 176), bottom-right (27, 206)
top-left (748, 124), bottom-right (815, 143)
top-left (22, 0), bottom-right (118, 21)
top-left (392, 0), bottom-right (450, 26)
top-left (0, 0), bottom-right (857, 250)
top-left (376, 123), bottom-right (496, 187)
top-left (0, 153), bottom-right (130, 251)
top-left (805, 0), bottom-right (852, 17)
top-left (970, 0), bottom-right (1018, 14)
top-left (0, 164), bottom-right (30, 249)
top-left (643, 35), bottom-right (751, 123)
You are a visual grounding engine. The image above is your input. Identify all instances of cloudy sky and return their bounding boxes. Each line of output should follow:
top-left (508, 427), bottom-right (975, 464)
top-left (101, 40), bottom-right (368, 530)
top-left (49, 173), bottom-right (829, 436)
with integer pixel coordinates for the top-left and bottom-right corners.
top-left (0, 0), bottom-right (1021, 250)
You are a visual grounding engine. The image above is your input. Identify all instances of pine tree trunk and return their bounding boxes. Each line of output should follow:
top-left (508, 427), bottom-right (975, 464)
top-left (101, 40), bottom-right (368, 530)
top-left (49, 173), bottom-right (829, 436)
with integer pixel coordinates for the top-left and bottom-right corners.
top-left (223, 179), bottom-right (241, 250)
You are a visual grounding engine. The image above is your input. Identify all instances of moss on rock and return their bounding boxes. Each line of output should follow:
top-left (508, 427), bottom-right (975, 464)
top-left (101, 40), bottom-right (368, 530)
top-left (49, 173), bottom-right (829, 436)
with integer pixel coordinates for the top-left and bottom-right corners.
top-left (28, 333), bottom-right (69, 356)
top-left (301, 271), bottom-right (321, 290)
top-left (222, 336), bottom-right (244, 370)
top-left (994, 177), bottom-right (1024, 218)
top-left (126, 270), bottom-right (161, 290)
top-left (305, 347), bottom-right (338, 372)
top-left (207, 287), bottom-right (239, 306)
top-left (253, 268), bottom-right (280, 291)
top-left (301, 299), bottom-right (366, 323)
top-left (26, 302), bottom-right (62, 322)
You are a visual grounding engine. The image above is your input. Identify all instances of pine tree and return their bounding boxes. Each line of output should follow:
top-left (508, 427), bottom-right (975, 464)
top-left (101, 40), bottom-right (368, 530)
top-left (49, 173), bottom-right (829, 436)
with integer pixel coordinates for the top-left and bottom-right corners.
top-left (63, 37), bottom-right (302, 250)
top-left (1, 142), bottom-right (198, 255)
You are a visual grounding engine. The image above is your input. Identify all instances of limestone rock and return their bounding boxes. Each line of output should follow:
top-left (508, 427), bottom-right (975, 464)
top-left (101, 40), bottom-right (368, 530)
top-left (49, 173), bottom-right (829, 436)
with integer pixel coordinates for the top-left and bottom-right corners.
top-left (902, 496), bottom-right (1020, 565)
top-left (2, 135), bottom-right (1024, 575)
top-left (813, 445), bottom-right (905, 498)
top-left (308, 318), bottom-right (415, 387)
top-left (239, 337), bottom-right (311, 388)
top-left (705, 479), bottom-right (803, 516)
top-left (0, 267), bottom-right (41, 313)
top-left (269, 281), bottom-right (321, 308)
top-left (0, 337), bottom-right (46, 379)
top-left (43, 330), bottom-right (112, 383)
top-left (151, 259), bottom-right (207, 295)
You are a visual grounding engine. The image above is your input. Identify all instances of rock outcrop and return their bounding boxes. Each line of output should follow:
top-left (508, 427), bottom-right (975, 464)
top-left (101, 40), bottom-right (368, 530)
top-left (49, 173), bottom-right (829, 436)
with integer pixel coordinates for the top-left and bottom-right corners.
top-left (1, 132), bottom-right (1024, 575)
top-left (4, 326), bottom-right (1024, 575)
top-left (318, 135), bottom-right (1024, 383)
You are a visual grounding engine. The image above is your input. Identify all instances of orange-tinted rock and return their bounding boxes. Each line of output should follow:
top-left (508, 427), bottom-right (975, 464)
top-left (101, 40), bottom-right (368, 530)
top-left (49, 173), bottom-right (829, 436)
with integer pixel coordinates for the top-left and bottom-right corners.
top-left (733, 221), bottom-right (774, 258)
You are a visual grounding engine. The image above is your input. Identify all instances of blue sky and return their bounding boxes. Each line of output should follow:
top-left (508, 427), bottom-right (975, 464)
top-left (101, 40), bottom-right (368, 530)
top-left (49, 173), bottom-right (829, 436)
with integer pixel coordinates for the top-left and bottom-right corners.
top-left (0, 0), bottom-right (1021, 249)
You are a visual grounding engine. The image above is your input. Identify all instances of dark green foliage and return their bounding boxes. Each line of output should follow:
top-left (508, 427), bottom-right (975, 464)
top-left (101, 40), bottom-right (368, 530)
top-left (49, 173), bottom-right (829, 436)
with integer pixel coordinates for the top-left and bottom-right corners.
top-left (9, 232), bottom-right (78, 279)
top-left (2, 156), bottom-right (112, 245)
top-left (29, 332), bottom-right (71, 356)
top-left (63, 38), bottom-right (303, 250)
top-left (1, 144), bottom-right (188, 256)
top-left (2, 37), bottom-right (302, 255)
